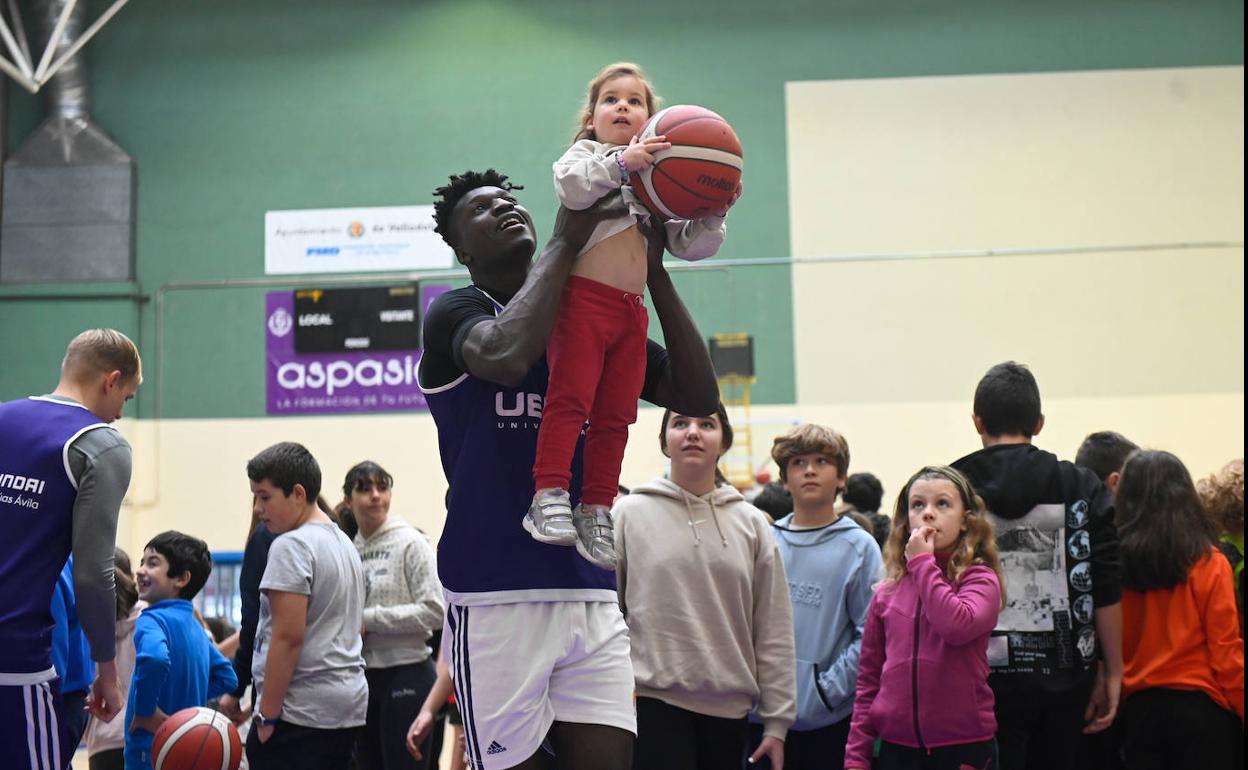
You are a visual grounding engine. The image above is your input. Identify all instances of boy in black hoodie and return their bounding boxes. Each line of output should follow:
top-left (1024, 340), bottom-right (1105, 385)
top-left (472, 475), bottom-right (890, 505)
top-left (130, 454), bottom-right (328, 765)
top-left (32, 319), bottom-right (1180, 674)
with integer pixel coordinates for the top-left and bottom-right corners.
top-left (952, 362), bottom-right (1123, 770)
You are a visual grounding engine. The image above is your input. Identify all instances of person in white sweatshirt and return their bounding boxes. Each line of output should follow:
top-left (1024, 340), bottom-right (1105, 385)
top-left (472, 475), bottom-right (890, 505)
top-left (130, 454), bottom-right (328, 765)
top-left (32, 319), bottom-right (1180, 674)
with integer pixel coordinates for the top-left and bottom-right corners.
top-left (346, 461), bottom-right (445, 770)
top-left (614, 404), bottom-right (796, 770)
top-left (83, 548), bottom-right (143, 770)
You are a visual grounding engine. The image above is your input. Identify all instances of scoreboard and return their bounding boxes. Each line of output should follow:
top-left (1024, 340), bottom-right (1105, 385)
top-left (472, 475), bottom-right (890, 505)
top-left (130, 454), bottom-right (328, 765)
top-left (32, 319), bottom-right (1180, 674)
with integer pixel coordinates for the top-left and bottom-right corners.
top-left (293, 285), bottom-right (420, 353)
top-left (708, 333), bottom-right (755, 380)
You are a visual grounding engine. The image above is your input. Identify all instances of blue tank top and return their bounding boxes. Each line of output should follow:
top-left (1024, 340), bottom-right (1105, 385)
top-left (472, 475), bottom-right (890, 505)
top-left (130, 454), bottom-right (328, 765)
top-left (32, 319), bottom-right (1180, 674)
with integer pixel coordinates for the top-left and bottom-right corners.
top-left (0, 397), bottom-right (107, 678)
top-left (420, 289), bottom-right (616, 605)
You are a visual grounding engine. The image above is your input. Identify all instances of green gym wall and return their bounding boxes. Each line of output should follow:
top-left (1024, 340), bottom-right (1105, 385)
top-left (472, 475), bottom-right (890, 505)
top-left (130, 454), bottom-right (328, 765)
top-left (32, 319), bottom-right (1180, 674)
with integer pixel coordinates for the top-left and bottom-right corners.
top-left (0, 0), bottom-right (1242, 552)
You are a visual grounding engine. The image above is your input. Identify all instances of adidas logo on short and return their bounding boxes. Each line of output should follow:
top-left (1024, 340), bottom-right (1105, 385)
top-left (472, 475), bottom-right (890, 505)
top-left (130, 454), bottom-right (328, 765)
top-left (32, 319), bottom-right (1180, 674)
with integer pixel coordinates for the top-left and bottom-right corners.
top-left (487, 740), bottom-right (507, 755)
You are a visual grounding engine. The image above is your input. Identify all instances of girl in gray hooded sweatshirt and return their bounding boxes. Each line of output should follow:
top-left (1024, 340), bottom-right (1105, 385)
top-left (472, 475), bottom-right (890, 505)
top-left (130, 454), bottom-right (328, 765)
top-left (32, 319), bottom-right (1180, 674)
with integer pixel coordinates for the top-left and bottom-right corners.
top-left (614, 405), bottom-right (796, 770)
top-left (346, 461), bottom-right (445, 770)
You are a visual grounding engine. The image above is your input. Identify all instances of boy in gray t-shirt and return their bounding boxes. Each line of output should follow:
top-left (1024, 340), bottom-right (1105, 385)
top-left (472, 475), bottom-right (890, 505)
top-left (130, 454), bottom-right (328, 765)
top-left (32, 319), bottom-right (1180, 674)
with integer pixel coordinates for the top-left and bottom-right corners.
top-left (245, 442), bottom-right (368, 770)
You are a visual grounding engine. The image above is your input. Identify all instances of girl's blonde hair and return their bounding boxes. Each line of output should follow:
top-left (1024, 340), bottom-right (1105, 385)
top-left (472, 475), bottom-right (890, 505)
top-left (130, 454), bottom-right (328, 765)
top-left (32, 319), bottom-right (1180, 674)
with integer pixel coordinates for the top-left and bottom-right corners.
top-left (883, 465), bottom-right (1005, 606)
top-left (573, 62), bottom-right (661, 142)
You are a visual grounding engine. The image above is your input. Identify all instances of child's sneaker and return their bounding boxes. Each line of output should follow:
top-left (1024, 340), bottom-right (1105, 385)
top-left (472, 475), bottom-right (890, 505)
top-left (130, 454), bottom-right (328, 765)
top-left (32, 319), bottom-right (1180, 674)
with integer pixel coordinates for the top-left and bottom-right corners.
top-left (524, 488), bottom-right (577, 545)
top-left (573, 504), bottom-right (617, 571)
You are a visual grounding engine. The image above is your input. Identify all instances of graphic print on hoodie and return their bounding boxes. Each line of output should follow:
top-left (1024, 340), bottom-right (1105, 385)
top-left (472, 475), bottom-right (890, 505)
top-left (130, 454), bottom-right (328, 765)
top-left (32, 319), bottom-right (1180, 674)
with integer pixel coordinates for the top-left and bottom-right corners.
top-left (953, 444), bottom-right (1121, 697)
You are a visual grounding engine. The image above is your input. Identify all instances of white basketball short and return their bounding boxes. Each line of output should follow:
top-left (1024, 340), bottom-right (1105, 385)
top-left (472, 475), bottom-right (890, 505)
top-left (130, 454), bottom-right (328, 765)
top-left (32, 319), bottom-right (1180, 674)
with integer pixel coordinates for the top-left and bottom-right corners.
top-left (0, 679), bottom-right (62, 770)
top-left (443, 600), bottom-right (636, 770)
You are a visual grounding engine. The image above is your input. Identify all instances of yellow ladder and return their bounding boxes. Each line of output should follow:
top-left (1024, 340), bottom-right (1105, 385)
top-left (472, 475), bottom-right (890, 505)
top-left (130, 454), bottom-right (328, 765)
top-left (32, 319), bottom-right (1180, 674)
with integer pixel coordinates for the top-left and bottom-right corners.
top-left (712, 332), bottom-right (757, 490)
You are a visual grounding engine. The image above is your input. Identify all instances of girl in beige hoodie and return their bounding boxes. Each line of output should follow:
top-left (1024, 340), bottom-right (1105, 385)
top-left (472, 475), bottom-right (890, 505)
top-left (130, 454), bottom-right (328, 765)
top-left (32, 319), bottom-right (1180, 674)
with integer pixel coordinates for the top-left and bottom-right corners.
top-left (614, 406), bottom-right (796, 770)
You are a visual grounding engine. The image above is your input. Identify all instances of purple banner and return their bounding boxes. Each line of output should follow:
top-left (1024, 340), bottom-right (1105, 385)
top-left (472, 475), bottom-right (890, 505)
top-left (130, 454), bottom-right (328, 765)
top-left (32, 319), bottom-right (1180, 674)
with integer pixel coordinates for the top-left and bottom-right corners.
top-left (265, 285), bottom-right (449, 415)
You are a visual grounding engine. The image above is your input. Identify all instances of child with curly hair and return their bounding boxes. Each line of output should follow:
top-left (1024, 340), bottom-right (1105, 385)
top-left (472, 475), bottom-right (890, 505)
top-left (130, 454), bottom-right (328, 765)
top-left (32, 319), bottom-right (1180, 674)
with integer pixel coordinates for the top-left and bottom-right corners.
top-left (1198, 458), bottom-right (1244, 632)
top-left (529, 62), bottom-right (738, 570)
top-left (846, 466), bottom-right (1004, 770)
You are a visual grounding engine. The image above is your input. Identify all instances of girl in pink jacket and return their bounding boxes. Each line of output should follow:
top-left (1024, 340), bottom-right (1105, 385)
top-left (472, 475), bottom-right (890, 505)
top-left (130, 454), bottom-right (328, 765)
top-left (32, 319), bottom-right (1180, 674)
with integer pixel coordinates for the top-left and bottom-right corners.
top-left (845, 466), bottom-right (1004, 770)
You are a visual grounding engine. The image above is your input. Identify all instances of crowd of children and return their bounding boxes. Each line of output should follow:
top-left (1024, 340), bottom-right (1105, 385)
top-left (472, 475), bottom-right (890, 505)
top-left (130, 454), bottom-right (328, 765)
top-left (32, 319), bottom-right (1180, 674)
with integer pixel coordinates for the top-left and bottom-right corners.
top-left (38, 358), bottom-right (1243, 770)
top-left (5, 58), bottom-right (1242, 770)
top-left (410, 359), bottom-right (1242, 770)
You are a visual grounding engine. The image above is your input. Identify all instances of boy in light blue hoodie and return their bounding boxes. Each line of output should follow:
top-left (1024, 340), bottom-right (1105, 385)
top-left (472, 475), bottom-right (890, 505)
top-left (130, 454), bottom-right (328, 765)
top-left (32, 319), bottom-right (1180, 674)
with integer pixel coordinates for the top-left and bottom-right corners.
top-left (745, 424), bottom-right (883, 770)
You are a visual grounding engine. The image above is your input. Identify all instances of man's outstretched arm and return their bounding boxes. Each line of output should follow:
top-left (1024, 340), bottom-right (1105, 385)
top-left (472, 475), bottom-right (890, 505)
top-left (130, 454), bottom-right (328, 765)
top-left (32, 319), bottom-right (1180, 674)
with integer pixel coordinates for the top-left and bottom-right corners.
top-left (643, 227), bottom-right (719, 416)
top-left (461, 201), bottom-right (615, 386)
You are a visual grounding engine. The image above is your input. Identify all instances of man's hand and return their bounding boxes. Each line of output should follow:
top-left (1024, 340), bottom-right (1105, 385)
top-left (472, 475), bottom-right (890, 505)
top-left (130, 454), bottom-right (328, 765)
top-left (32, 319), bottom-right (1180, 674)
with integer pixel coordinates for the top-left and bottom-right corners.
top-left (710, 180), bottom-right (743, 218)
top-left (405, 709), bottom-right (436, 759)
top-left (549, 193), bottom-right (630, 257)
top-left (129, 708), bottom-right (169, 735)
top-left (639, 214), bottom-right (670, 272)
top-left (747, 735), bottom-right (784, 769)
top-left (1082, 659), bottom-right (1122, 734)
top-left (86, 664), bottom-right (123, 722)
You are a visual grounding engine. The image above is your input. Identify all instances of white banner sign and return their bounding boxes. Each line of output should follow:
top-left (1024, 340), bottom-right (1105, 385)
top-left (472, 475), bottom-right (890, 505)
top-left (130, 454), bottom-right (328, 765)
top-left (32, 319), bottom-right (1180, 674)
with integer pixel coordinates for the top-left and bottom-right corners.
top-left (265, 205), bottom-right (454, 274)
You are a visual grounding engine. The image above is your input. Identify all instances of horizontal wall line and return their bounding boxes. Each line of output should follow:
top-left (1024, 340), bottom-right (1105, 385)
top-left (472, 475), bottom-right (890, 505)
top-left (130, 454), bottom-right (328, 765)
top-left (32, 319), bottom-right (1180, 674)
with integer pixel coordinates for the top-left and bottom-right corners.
top-left (675, 239), bottom-right (1243, 270)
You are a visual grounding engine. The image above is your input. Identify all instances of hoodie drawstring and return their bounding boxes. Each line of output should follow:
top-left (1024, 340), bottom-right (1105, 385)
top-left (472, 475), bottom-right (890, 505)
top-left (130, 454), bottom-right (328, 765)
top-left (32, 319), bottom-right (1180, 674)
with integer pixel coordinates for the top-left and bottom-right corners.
top-left (683, 493), bottom-right (702, 546)
top-left (708, 495), bottom-right (729, 548)
top-left (682, 488), bottom-right (729, 547)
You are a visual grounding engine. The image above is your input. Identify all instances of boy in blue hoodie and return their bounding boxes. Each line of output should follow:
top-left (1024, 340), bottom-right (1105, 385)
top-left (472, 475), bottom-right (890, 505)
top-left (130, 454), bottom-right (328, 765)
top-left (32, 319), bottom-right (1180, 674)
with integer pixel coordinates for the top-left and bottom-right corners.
top-left (51, 556), bottom-right (96, 761)
top-left (745, 424), bottom-right (883, 770)
top-left (124, 531), bottom-right (237, 770)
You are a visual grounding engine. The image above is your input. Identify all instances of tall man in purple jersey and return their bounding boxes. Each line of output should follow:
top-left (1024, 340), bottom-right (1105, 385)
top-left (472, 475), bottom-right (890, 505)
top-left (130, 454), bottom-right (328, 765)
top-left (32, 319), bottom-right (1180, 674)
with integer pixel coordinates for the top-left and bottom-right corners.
top-left (416, 170), bottom-right (718, 770)
top-left (0, 329), bottom-right (138, 770)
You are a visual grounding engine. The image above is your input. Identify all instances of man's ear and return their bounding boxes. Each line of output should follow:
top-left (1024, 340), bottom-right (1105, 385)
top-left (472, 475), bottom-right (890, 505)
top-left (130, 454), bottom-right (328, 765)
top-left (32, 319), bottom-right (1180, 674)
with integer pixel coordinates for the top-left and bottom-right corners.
top-left (1106, 471), bottom-right (1121, 495)
top-left (172, 570), bottom-right (192, 592)
top-left (291, 483), bottom-right (307, 504)
top-left (1032, 414), bottom-right (1045, 437)
top-left (972, 414), bottom-right (987, 437)
top-left (103, 370), bottom-right (123, 391)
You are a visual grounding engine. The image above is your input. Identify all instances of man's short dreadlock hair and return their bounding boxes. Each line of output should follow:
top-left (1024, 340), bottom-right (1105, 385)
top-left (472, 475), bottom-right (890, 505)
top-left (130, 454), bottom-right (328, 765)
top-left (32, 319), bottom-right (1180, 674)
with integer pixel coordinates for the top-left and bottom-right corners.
top-left (431, 169), bottom-right (523, 248)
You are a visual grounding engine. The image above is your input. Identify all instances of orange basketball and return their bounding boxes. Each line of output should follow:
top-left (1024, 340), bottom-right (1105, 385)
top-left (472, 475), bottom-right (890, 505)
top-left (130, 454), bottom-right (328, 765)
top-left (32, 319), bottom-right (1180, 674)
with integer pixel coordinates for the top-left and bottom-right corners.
top-left (151, 707), bottom-right (242, 770)
top-left (632, 105), bottom-right (743, 227)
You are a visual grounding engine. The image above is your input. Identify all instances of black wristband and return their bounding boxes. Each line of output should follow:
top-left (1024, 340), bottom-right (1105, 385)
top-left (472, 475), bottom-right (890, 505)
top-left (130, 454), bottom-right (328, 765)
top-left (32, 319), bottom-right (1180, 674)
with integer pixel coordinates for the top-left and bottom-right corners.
top-left (254, 708), bottom-right (280, 727)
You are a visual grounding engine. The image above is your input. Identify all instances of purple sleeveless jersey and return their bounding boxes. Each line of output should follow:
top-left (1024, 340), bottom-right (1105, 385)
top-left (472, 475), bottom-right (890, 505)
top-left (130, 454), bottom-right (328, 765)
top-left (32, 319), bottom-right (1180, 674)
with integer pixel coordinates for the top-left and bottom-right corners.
top-left (420, 288), bottom-right (616, 604)
top-left (0, 398), bottom-right (107, 677)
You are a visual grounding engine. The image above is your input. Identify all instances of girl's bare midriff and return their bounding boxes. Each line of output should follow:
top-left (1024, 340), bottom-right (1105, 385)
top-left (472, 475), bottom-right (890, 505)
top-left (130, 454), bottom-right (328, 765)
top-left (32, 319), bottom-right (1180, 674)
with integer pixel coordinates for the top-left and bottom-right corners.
top-left (571, 224), bottom-right (648, 295)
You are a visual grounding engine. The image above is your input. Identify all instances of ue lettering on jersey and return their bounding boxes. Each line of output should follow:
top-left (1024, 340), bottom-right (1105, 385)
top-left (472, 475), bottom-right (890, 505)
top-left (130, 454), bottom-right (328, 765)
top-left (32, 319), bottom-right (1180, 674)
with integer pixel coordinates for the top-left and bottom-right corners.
top-left (420, 288), bottom-right (614, 603)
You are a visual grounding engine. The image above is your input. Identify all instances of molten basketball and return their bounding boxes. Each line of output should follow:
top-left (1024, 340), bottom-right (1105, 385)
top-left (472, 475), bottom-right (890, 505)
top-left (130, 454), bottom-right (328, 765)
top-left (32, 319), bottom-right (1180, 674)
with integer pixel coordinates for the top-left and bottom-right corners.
top-left (632, 105), bottom-right (743, 223)
top-left (151, 707), bottom-right (242, 770)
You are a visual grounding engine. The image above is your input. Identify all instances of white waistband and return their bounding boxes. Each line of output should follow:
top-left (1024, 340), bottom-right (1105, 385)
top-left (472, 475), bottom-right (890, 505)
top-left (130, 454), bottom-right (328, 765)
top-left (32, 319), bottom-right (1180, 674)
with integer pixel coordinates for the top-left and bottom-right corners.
top-left (443, 587), bottom-right (619, 607)
top-left (0, 667), bottom-right (57, 686)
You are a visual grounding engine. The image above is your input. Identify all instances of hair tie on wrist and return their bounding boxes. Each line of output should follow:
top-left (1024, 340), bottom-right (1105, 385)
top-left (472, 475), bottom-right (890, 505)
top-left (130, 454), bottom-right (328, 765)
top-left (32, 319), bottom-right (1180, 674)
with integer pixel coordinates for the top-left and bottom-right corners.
top-left (617, 153), bottom-right (630, 184)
